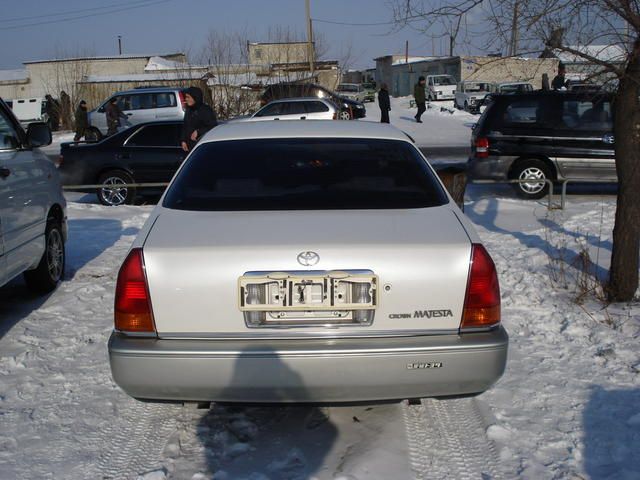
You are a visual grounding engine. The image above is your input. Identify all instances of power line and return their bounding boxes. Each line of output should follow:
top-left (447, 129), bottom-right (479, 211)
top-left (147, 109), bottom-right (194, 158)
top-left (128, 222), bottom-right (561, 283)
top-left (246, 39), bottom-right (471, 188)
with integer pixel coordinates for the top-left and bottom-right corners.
top-left (312, 18), bottom-right (397, 27)
top-left (0, 0), bottom-right (161, 24)
top-left (0, 0), bottom-right (175, 31)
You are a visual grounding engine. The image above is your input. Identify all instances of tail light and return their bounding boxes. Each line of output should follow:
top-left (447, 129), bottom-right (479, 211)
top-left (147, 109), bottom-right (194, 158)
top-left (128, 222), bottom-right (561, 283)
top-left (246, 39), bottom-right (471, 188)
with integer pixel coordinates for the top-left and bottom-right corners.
top-left (475, 137), bottom-right (490, 158)
top-left (114, 248), bottom-right (156, 334)
top-left (460, 244), bottom-right (501, 331)
top-left (178, 91), bottom-right (187, 111)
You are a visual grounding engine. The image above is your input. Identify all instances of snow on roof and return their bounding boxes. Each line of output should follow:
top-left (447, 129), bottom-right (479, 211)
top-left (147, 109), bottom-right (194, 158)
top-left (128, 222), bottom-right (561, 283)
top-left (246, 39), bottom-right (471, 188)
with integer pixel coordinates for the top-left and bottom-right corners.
top-left (144, 56), bottom-right (188, 71)
top-left (554, 45), bottom-right (627, 64)
top-left (0, 69), bottom-right (29, 82)
top-left (391, 56), bottom-right (434, 65)
top-left (24, 53), bottom-right (184, 64)
top-left (81, 71), bottom-right (209, 83)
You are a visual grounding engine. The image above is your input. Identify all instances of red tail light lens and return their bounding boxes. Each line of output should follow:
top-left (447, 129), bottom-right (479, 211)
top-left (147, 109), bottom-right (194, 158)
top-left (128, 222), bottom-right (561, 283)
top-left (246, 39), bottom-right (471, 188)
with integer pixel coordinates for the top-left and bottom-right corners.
top-left (114, 248), bottom-right (156, 334)
top-left (178, 91), bottom-right (187, 111)
top-left (475, 137), bottom-right (490, 158)
top-left (461, 244), bottom-right (501, 330)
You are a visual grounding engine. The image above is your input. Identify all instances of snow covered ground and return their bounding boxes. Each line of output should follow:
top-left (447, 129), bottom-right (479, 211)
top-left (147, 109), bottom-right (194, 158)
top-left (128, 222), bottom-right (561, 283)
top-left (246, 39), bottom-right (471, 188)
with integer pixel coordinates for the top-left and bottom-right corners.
top-left (1, 184), bottom-right (637, 480)
top-left (361, 96), bottom-right (477, 147)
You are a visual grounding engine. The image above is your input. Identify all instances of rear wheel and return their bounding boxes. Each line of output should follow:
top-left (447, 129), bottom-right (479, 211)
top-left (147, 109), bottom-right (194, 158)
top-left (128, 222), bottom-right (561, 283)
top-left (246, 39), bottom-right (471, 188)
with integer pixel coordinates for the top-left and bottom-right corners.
top-left (510, 159), bottom-right (553, 200)
top-left (85, 127), bottom-right (102, 142)
top-left (24, 218), bottom-right (65, 293)
top-left (97, 170), bottom-right (136, 206)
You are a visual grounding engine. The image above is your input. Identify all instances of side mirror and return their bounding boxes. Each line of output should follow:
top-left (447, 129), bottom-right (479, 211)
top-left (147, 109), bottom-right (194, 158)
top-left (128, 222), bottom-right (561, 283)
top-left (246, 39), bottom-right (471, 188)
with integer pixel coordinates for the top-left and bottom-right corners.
top-left (26, 122), bottom-right (52, 148)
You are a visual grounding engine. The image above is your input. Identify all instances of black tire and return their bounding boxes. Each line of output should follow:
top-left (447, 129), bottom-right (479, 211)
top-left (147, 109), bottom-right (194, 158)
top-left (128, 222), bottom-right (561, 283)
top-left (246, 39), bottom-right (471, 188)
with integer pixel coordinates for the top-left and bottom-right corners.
top-left (85, 127), bottom-right (102, 142)
top-left (338, 110), bottom-right (352, 121)
top-left (97, 170), bottom-right (136, 206)
top-left (510, 159), bottom-right (554, 200)
top-left (24, 219), bottom-right (65, 294)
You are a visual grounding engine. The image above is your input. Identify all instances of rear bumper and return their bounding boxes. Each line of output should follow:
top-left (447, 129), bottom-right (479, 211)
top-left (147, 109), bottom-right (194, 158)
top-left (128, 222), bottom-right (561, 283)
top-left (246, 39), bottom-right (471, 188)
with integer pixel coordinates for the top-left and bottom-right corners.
top-left (467, 155), bottom-right (516, 180)
top-left (109, 327), bottom-right (508, 403)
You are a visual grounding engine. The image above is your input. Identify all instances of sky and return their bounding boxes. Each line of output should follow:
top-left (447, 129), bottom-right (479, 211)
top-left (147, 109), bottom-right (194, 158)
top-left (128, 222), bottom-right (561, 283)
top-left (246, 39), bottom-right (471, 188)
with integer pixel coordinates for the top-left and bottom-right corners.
top-left (0, 0), bottom-right (483, 70)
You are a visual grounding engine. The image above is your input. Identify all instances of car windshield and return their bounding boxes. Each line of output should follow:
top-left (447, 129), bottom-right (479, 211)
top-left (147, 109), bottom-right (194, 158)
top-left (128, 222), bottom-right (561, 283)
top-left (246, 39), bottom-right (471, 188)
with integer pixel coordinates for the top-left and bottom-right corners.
top-left (499, 84), bottom-right (533, 93)
top-left (337, 85), bottom-right (358, 92)
top-left (465, 82), bottom-right (491, 92)
top-left (433, 76), bottom-right (455, 86)
top-left (163, 138), bottom-right (448, 211)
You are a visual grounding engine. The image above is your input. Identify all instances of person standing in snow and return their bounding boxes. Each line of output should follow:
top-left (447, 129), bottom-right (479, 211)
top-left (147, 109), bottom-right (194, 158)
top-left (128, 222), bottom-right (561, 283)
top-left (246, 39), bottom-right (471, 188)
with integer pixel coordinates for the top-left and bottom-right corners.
top-left (105, 98), bottom-right (127, 136)
top-left (181, 86), bottom-right (218, 152)
top-left (73, 100), bottom-right (89, 141)
top-left (414, 76), bottom-right (426, 123)
top-left (552, 64), bottom-right (567, 90)
top-left (45, 95), bottom-right (60, 131)
top-left (378, 83), bottom-right (391, 123)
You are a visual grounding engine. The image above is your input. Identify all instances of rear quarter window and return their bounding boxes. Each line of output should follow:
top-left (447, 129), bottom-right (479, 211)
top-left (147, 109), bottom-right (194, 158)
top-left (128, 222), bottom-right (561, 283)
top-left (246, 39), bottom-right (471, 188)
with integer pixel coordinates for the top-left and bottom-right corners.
top-left (163, 138), bottom-right (448, 211)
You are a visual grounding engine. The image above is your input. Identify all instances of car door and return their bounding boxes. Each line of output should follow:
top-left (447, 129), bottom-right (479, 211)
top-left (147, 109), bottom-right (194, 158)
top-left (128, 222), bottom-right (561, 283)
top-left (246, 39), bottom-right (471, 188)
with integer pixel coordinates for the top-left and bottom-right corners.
top-left (251, 102), bottom-right (288, 121)
top-left (304, 101), bottom-right (332, 120)
top-left (120, 124), bottom-right (185, 182)
top-left (154, 92), bottom-right (179, 120)
top-left (279, 101), bottom-right (307, 120)
top-left (552, 95), bottom-right (616, 180)
top-left (126, 93), bottom-right (156, 126)
top-left (0, 106), bottom-right (48, 283)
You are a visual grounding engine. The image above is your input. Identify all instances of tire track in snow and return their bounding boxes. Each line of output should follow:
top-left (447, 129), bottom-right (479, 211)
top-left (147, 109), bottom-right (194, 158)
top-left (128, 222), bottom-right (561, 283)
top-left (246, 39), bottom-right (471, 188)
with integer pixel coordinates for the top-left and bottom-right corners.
top-left (403, 398), bottom-right (503, 480)
top-left (94, 400), bottom-right (181, 479)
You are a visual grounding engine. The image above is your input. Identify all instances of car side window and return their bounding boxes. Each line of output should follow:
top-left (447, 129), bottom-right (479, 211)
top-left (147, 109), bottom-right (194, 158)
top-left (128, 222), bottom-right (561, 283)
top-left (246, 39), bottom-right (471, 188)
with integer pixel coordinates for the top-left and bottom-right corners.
top-left (305, 101), bottom-right (329, 113)
top-left (126, 124), bottom-right (181, 147)
top-left (285, 102), bottom-right (306, 115)
top-left (0, 109), bottom-right (20, 150)
top-left (561, 98), bottom-right (612, 131)
top-left (129, 94), bottom-right (154, 110)
top-left (116, 95), bottom-right (130, 111)
top-left (255, 103), bottom-right (285, 117)
top-left (502, 100), bottom-right (543, 125)
top-left (155, 93), bottom-right (176, 108)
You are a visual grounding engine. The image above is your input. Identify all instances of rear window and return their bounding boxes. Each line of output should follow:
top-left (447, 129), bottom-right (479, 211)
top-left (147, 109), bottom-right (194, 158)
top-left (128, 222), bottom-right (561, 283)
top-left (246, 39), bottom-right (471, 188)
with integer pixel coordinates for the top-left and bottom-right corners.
top-left (163, 139), bottom-right (448, 211)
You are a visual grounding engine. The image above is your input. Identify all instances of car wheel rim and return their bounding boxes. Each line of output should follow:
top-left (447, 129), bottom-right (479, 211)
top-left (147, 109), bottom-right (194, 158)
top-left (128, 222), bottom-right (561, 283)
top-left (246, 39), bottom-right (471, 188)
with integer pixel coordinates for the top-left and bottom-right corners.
top-left (47, 228), bottom-right (64, 282)
top-left (100, 177), bottom-right (128, 206)
top-left (339, 111), bottom-right (350, 120)
top-left (519, 167), bottom-right (546, 194)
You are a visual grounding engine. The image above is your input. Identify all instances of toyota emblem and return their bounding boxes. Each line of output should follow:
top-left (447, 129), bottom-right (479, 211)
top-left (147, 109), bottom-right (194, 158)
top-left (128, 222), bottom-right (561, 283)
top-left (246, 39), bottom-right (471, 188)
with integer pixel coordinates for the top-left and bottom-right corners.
top-left (297, 251), bottom-right (320, 267)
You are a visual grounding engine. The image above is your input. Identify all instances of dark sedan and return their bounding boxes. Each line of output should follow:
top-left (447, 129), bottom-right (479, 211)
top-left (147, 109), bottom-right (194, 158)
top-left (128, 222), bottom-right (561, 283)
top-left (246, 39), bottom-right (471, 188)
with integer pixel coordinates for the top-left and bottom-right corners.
top-left (59, 121), bottom-right (185, 206)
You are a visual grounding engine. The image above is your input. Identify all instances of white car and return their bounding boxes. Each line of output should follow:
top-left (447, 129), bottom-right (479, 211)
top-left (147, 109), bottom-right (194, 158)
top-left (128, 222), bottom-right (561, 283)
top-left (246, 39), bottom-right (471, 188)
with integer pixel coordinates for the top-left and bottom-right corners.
top-left (426, 75), bottom-right (457, 101)
top-left (335, 83), bottom-right (366, 103)
top-left (454, 81), bottom-right (493, 113)
top-left (0, 99), bottom-right (67, 293)
top-left (235, 98), bottom-right (338, 122)
top-left (108, 120), bottom-right (508, 404)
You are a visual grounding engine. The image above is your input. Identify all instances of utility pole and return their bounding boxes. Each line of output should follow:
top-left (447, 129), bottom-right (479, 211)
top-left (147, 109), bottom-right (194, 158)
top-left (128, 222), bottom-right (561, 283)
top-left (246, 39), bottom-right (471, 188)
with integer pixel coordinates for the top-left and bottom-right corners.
top-left (305, 0), bottom-right (315, 75)
top-left (508, 1), bottom-right (519, 56)
top-left (118, 35), bottom-right (122, 55)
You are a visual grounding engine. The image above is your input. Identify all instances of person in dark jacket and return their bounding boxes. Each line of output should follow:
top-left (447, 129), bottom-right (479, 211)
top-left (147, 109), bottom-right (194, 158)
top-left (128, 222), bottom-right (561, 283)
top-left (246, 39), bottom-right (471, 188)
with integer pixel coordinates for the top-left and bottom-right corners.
top-left (181, 86), bottom-right (218, 152)
top-left (378, 83), bottom-right (391, 123)
top-left (414, 76), bottom-right (427, 123)
top-left (45, 94), bottom-right (60, 131)
top-left (60, 90), bottom-right (72, 130)
top-left (73, 100), bottom-right (89, 141)
top-left (552, 64), bottom-right (567, 90)
top-left (105, 98), bottom-right (127, 136)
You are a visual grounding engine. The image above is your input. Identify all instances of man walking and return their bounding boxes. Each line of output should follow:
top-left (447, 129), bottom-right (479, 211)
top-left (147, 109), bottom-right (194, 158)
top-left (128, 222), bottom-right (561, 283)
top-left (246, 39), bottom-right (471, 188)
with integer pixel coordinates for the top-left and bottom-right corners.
top-left (74, 100), bottom-right (89, 141)
top-left (414, 76), bottom-right (426, 123)
top-left (105, 98), bottom-right (127, 136)
top-left (378, 83), bottom-right (391, 124)
top-left (181, 86), bottom-right (217, 152)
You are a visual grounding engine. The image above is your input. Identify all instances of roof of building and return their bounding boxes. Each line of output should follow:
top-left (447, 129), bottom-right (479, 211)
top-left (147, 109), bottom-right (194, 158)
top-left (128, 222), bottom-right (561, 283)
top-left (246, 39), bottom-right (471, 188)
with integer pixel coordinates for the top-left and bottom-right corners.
top-left (553, 45), bottom-right (627, 64)
top-left (80, 71), bottom-right (210, 83)
top-left (391, 56), bottom-right (436, 65)
top-left (24, 52), bottom-right (185, 65)
top-left (201, 119), bottom-right (410, 144)
top-left (0, 69), bottom-right (29, 82)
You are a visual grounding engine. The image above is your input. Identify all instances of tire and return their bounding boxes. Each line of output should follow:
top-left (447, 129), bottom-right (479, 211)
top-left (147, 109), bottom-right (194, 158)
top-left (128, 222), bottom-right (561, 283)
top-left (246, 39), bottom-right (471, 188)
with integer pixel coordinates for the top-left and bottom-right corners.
top-left (85, 127), bottom-right (102, 142)
top-left (339, 110), bottom-right (352, 121)
top-left (510, 159), bottom-right (554, 200)
top-left (97, 170), bottom-right (136, 206)
top-left (24, 219), bottom-right (65, 294)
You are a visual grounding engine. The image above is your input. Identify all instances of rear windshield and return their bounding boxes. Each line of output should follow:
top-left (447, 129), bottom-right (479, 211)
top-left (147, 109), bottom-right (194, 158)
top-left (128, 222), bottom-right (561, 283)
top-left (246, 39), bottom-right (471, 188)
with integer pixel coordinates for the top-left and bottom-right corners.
top-left (163, 138), bottom-right (448, 211)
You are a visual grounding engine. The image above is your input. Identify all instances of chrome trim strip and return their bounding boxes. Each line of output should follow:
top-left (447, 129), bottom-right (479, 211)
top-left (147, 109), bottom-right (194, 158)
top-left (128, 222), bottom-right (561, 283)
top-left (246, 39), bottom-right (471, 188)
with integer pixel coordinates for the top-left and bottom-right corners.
top-left (156, 328), bottom-right (465, 340)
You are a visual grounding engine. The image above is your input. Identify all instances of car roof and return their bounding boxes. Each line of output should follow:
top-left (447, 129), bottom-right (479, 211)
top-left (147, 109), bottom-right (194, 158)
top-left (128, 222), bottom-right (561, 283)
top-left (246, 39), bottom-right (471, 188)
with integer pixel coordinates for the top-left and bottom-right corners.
top-left (200, 120), bottom-right (411, 143)
top-left (114, 87), bottom-right (183, 95)
top-left (268, 97), bottom-right (334, 103)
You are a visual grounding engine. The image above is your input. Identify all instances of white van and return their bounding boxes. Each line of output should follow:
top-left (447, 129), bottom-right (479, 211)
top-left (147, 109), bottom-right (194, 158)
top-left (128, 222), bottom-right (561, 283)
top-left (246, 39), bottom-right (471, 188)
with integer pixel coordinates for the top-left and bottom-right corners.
top-left (9, 97), bottom-right (48, 126)
top-left (426, 75), bottom-right (457, 101)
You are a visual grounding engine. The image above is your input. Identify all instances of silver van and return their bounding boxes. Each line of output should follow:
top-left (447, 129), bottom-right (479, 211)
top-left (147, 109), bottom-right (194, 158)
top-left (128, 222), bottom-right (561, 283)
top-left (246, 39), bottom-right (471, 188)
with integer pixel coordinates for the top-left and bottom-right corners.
top-left (87, 87), bottom-right (186, 140)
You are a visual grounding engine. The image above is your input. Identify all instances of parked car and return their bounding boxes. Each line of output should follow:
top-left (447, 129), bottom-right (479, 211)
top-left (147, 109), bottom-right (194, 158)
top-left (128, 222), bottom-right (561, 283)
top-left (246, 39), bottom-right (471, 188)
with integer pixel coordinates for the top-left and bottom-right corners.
top-left (336, 83), bottom-right (367, 102)
top-left (468, 91), bottom-right (615, 199)
top-left (426, 75), bottom-right (457, 101)
top-left (59, 121), bottom-right (185, 206)
top-left (87, 87), bottom-right (186, 140)
top-left (494, 82), bottom-right (534, 94)
top-left (8, 97), bottom-right (48, 127)
top-left (260, 83), bottom-right (366, 120)
top-left (0, 98), bottom-right (66, 293)
top-left (108, 120), bottom-right (508, 404)
top-left (362, 81), bottom-right (377, 102)
top-left (454, 81), bottom-right (493, 113)
top-left (233, 98), bottom-right (339, 122)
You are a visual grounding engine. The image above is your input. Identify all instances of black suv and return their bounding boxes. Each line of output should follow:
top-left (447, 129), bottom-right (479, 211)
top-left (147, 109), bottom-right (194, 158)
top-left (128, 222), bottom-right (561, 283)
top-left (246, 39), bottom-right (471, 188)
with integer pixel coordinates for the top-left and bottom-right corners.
top-left (469, 92), bottom-right (615, 199)
top-left (261, 83), bottom-right (366, 120)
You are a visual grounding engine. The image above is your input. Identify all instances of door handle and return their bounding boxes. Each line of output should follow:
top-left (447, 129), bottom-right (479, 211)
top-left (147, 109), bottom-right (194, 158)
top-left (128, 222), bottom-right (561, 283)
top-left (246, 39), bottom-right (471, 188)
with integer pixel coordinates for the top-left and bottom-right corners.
top-left (602, 134), bottom-right (615, 145)
top-left (273, 118), bottom-right (280, 120)
top-left (300, 116), bottom-right (306, 120)
top-left (0, 167), bottom-right (10, 178)
top-left (116, 153), bottom-right (130, 160)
